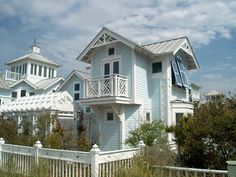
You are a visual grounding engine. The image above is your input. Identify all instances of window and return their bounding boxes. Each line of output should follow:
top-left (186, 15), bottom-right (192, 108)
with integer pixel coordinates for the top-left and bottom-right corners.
top-left (74, 83), bottom-right (80, 91)
top-left (48, 68), bottom-right (51, 78)
top-left (85, 107), bottom-right (91, 113)
top-left (19, 65), bottom-right (22, 74)
top-left (74, 93), bottom-right (80, 101)
top-left (34, 64), bottom-right (37, 75)
top-left (104, 63), bottom-right (110, 75)
top-left (0, 99), bottom-right (1, 105)
top-left (74, 83), bottom-right (80, 101)
top-left (16, 66), bottom-right (19, 73)
top-left (11, 66), bottom-right (15, 72)
top-left (113, 61), bottom-right (119, 74)
top-left (176, 113), bottom-right (183, 124)
top-left (12, 92), bottom-right (17, 98)
top-left (146, 112), bottom-right (151, 122)
top-left (38, 65), bottom-right (42, 76)
top-left (152, 62), bottom-right (162, 73)
top-left (29, 92), bottom-right (35, 96)
top-left (44, 66), bottom-right (47, 77)
top-left (106, 112), bottom-right (114, 121)
top-left (22, 63), bottom-right (27, 74)
top-left (51, 68), bottom-right (54, 78)
top-left (21, 90), bottom-right (26, 97)
top-left (108, 47), bottom-right (115, 56)
top-left (31, 64), bottom-right (34, 74)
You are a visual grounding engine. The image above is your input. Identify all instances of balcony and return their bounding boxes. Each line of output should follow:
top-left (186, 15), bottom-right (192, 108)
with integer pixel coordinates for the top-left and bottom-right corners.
top-left (5, 70), bottom-right (24, 81)
top-left (82, 74), bottom-right (130, 105)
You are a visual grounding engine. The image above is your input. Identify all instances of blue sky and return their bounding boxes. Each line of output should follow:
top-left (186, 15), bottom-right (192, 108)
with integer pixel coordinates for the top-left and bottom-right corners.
top-left (0, 0), bottom-right (236, 94)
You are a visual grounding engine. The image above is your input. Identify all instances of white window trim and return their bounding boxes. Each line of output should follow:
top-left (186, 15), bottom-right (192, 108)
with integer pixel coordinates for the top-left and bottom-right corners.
top-left (101, 56), bottom-right (122, 76)
top-left (104, 110), bottom-right (115, 123)
top-left (73, 82), bottom-right (81, 101)
top-left (144, 110), bottom-right (152, 122)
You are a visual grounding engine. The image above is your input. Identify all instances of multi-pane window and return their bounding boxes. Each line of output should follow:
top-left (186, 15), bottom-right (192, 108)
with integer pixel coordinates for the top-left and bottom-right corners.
top-left (22, 63), bottom-right (27, 74)
top-left (12, 92), bottom-right (17, 98)
top-left (11, 66), bottom-right (15, 72)
top-left (106, 112), bottom-right (114, 121)
top-left (146, 112), bottom-right (151, 122)
top-left (113, 61), bottom-right (119, 74)
top-left (38, 65), bottom-right (42, 76)
top-left (29, 92), bottom-right (35, 96)
top-left (152, 62), bottom-right (162, 73)
top-left (74, 83), bottom-right (80, 101)
top-left (21, 90), bottom-right (26, 97)
top-left (108, 47), bottom-right (115, 56)
top-left (103, 60), bottom-right (119, 76)
top-left (19, 65), bottom-right (22, 74)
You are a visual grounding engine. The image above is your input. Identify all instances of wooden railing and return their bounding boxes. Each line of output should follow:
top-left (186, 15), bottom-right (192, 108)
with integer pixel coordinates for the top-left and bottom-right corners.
top-left (85, 74), bottom-right (128, 98)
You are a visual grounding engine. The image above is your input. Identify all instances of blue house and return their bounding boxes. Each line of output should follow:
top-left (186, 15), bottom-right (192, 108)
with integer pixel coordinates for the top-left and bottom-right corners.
top-left (73, 27), bottom-right (200, 151)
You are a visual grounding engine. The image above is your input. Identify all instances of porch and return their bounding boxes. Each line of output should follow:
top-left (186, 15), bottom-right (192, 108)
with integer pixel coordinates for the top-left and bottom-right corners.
top-left (81, 74), bottom-right (130, 105)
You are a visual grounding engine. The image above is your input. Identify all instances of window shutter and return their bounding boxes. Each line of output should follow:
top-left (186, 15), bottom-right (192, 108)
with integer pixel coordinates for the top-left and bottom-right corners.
top-left (176, 57), bottom-right (189, 88)
top-left (171, 61), bottom-right (183, 87)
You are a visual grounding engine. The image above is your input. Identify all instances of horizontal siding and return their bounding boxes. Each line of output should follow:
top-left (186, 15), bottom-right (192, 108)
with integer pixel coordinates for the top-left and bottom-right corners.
top-left (150, 79), bottom-right (161, 121)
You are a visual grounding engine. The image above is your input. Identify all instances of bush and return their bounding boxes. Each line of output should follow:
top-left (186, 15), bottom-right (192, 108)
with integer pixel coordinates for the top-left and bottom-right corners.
top-left (125, 120), bottom-right (166, 147)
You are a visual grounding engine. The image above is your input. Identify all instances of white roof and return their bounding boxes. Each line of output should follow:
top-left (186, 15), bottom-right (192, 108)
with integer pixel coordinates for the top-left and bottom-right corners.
top-left (205, 90), bottom-right (223, 96)
top-left (35, 77), bottom-right (64, 90)
top-left (6, 52), bottom-right (60, 67)
top-left (0, 91), bottom-right (74, 113)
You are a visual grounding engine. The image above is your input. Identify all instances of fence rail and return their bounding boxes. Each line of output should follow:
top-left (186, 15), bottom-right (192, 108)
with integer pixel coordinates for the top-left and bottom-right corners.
top-left (0, 138), bottom-right (232, 177)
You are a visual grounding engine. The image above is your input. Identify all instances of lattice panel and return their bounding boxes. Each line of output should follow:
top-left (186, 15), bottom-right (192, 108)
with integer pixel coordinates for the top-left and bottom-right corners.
top-left (88, 81), bottom-right (99, 97)
top-left (118, 78), bottom-right (127, 96)
top-left (100, 79), bottom-right (112, 95)
top-left (93, 33), bottom-right (117, 47)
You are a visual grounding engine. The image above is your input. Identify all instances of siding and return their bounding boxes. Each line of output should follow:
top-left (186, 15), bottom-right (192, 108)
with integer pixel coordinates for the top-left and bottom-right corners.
top-left (135, 53), bottom-right (152, 114)
top-left (100, 113), bottom-right (120, 151)
top-left (150, 79), bottom-right (161, 120)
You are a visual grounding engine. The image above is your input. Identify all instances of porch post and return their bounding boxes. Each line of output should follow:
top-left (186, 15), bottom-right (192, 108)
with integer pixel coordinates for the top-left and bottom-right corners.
top-left (34, 140), bottom-right (42, 165)
top-left (90, 144), bottom-right (101, 177)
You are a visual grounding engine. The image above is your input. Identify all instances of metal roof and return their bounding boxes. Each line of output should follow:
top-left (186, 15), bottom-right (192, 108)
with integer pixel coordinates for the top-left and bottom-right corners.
top-left (6, 52), bottom-right (61, 67)
top-left (74, 70), bottom-right (91, 80)
top-left (0, 74), bottom-right (9, 89)
top-left (0, 91), bottom-right (73, 113)
top-left (143, 37), bottom-right (186, 55)
top-left (35, 77), bottom-right (64, 90)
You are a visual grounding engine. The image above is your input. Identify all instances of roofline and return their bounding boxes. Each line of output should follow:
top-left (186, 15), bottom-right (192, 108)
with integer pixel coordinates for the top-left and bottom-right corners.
top-left (10, 79), bottom-right (37, 89)
top-left (76, 27), bottom-right (154, 62)
top-left (57, 70), bottom-right (90, 91)
top-left (37, 77), bottom-right (65, 90)
top-left (143, 36), bottom-right (188, 47)
top-left (5, 53), bottom-right (61, 67)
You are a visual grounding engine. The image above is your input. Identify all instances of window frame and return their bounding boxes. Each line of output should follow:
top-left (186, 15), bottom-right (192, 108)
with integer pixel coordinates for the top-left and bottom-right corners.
top-left (145, 110), bottom-right (152, 122)
top-left (21, 90), bottom-right (26, 97)
top-left (12, 91), bottom-right (17, 98)
top-left (105, 112), bottom-right (115, 122)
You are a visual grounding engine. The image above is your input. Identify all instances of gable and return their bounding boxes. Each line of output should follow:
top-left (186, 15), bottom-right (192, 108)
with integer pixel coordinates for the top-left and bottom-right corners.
top-left (10, 80), bottom-right (36, 90)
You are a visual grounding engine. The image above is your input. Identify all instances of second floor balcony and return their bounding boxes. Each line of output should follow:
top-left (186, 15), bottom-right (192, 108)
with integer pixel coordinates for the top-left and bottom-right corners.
top-left (82, 74), bottom-right (130, 105)
top-left (5, 70), bottom-right (24, 81)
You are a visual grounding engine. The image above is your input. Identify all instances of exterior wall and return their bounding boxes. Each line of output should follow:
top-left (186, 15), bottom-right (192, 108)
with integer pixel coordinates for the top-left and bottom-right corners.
top-left (10, 82), bottom-right (36, 99)
top-left (0, 89), bottom-right (12, 107)
top-left (91, 42), bottom-right (133, 98)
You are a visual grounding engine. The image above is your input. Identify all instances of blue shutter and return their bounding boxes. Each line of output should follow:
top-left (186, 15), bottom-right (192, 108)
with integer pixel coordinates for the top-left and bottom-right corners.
top-left (175, 57), bottom-right (189, 88)
top-left (171, 61), bottom-right (183, 87)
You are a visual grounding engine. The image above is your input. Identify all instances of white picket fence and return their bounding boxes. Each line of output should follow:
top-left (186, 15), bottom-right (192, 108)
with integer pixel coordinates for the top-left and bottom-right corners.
top-left (0, 138), bottom-right (229, 177)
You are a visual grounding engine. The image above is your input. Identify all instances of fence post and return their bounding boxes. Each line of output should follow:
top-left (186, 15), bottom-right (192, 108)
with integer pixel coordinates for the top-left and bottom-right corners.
top-left (0, 138), bottom-right (5, 165)
top-left (139, 140), bottom-right (145, 153)
top-left (90, 144), bottom-right (101, 177)
top-left (34, 140), bottom-right (42, 165)
top-left (227, 161), bottom-right (236, 177)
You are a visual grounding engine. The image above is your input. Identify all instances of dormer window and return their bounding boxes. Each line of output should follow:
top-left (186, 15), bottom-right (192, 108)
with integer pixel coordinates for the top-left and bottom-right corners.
top-left (108, 47), bottom-right (115, 56)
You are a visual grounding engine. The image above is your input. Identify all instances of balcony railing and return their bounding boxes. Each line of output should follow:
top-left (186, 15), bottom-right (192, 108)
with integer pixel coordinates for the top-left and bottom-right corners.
top-left (85, 74), bottom-right (128, 98)
top-left (5, 70), bottom-right (24, 81)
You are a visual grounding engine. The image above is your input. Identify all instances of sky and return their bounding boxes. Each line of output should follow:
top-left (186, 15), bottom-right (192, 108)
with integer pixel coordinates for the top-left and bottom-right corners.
top-left (0, 0), bottom-right (236, 95)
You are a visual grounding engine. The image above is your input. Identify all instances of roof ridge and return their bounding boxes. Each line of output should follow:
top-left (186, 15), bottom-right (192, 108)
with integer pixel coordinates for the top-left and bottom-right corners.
top-left (143, 36), bottom-right (187, 47)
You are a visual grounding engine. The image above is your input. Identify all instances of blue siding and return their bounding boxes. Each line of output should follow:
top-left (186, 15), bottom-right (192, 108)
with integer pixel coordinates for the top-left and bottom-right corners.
top-left (58, 74), bottom-right (84, 99)
top-left (124, 105), bottom-right (140, 140)
top-left (100, 114), bottom-right (120, 151)
top-left (135, 53), bottom-right (152, 110)
top-left (150, 79), bottom-right (161, 120)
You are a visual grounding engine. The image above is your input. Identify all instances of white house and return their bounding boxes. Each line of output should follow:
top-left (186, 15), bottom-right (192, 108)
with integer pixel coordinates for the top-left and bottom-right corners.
top-left (3, 44), bottom-right (64, 100)
top-left (71, 27), bottom-right (200, 151)
top-left (0, 73), bottom-right (12, 108)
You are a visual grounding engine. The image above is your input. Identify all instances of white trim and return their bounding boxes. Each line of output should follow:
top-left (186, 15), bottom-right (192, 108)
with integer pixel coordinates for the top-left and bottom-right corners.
top-left (79, 96), bottom-right (131, 105)
top-left (104, 109), bottom-right (115, 123)
top-left (101, 55), bottom-right (122, 75)
top-left (131, 49), bottom-right (136, 102)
